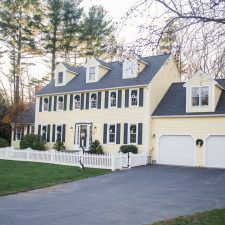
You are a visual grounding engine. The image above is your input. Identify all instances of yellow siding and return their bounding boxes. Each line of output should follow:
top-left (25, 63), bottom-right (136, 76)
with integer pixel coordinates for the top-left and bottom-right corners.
top-left (215, 85), bottom-right (222, 107)
top-left (150, 56), bottom-right (180, 114)
top-left (151, 117), bottom-right (225, 167)
top-left (35, 88), bottom-right (148, 153)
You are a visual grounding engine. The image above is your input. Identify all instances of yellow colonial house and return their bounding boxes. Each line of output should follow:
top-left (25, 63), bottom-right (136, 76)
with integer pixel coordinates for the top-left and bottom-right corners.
top-left (12, 54), bottom-right (225, 169)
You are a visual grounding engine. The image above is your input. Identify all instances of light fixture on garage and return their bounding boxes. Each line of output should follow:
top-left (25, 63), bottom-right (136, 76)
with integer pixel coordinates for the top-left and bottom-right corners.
top-left (70, 126), bottom-right (74, 132)
top-left (153, 134), bottom-right (156, 138)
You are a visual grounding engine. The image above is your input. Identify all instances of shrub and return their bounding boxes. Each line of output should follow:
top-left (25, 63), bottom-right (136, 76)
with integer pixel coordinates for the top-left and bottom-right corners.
top-left (119, 145), bottom-right (138, 154)
top-left (20, 134), bottom-right (47, 150)
top-left (89, 140), bottom-right (104, 154)
top-left (0, 137), bottom-right (9, 147)
top-left (53, 139), bottom-right (65, 151)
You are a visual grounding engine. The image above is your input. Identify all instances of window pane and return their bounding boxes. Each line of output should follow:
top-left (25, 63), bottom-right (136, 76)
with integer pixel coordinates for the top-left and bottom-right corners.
top-left (42, 126), bottom-right (47, 140)
top-left (89, 67), bottom-right (95, 80)
top-left (43, 97), bottom-right (49, 111)
top-left (129, 124), bottom-right (137, 143)
top-left (131, 90), bottom-right (138, 106)
top-left (192, 87), bottom-right (199, 97)
top-left (90, 93), bottom-right (97, 108)
top-left (192, 97), bottom-right (199, 106)
top-left (58, 96), bottom-right (64, 110)
top-left (56, 126), bottom-right (62, 141)
top-left (58, 72), bottom-right (63, 83)
top-left (108, 125), bottom-right (115, 143)
top-left (110, 91), bottom-right (117, 107)
top-left (74, 95), bottom-right (80, 109)
top-left (201, 87), bottom-right (209, 106)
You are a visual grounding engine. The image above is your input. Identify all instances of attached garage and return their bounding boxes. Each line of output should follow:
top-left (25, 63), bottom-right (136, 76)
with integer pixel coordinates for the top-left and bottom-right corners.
top-left (205, 135), bottom-right (225, 169)
top-left (158, 135), bottom-right (195, 166)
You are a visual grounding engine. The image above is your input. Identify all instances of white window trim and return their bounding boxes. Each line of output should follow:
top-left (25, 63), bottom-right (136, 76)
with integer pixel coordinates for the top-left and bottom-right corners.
top-left (89, 92), bottom-right (98, 109)
top-left (107, 123), bottom-right (117, 144)
top-left (55, 124), bottom-right (63, 142)
top-left (42, 96), bottom-right (49, 112)
top-left (109, 90), bottom-right (118, 108)
top-left (73, 93), bottom-right (81, 110)
top-left (57, 95), bottom-right (64, 111)
top-left (129, 88), bottom-right (139, 107)
top-left (41, 125), bottom-right (48, 140)
top-left (86, 67), bottom-right (98, 83)
top-left (30, 125), bottom-right (35, 134)
top-left (56, 72), bottom-right (65, 85)
top-left (128, 123), bottom-right (138, 145)
top-left (123, 59), bottom-right (137, 79)
top-left (191, 85), bottom-right (210, 108)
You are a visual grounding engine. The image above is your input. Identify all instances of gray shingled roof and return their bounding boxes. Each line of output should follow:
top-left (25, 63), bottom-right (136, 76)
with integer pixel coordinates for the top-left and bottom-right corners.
top-left (153, 79), bottom-right (225, 116)
top-left (14, 103), bottom-right (35, 124)
top-left (36, 54), bottom-right (171, 95)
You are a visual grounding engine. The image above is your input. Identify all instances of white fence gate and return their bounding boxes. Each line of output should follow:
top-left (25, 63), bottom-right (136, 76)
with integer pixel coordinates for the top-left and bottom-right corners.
top-left (0, 147), bottom-right (148, 171)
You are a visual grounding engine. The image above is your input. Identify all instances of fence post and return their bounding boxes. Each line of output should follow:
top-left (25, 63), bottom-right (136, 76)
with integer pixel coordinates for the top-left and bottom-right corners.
top-left (119, 152), bottom-right (123, 170)
top-left (111, 153), bottom-right (115, 171)
top-left (129, 152), bottom-right (132, 168)
top-left (51, 149), bottom-right (55, 164)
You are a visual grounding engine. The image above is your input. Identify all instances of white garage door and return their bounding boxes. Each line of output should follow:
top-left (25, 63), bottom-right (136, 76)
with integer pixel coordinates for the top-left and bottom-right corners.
top-left (158, 135), bottom-right (195, 166)
top-left (206, 135), bottom-right (225, 169)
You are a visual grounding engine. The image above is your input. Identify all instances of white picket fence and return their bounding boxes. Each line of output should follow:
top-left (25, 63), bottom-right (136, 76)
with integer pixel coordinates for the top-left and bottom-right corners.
top-left (0, 147), bottom-right (148, 171)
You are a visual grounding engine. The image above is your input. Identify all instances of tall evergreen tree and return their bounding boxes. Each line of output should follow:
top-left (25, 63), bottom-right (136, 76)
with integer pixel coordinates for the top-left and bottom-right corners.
top-left (79, 5), bottom-right (114, 59)
top-left (0, 0), bottom-right (42, 106)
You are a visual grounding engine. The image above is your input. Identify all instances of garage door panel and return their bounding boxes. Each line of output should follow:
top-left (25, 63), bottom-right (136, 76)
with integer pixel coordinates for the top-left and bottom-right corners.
top-left (206, 136), bottom-right (225, 168)
top-left (158, 135), bottom-right (195, 167)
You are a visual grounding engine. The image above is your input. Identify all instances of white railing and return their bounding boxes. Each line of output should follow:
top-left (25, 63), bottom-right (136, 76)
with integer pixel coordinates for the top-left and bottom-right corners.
top-left (0, 147), bottom-right (148, 171)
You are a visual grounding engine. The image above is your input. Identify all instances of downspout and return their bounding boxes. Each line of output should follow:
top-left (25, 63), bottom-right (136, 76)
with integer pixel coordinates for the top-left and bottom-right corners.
top-left (145, 83), bottom-right (151, 163)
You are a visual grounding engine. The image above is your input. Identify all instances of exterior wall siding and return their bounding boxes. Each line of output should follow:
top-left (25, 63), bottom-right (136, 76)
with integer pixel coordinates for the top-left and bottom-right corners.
top-left (151, 116), bottom-right (225, 167)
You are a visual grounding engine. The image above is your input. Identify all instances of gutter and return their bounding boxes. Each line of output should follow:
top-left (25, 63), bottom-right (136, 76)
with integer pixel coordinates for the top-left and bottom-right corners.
top-left (151, 114), bottom-right (225, 118)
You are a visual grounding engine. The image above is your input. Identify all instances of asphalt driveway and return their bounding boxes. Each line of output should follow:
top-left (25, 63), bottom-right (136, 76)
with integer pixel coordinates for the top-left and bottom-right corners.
top-left (1, 165), bottom-right (225, 225)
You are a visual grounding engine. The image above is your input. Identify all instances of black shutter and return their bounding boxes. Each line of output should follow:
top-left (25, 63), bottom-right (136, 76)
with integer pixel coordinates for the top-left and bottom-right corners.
top-left (105, 91), bottom-right (109, 108)
top-left (98, 92), bottom-right (101, 109)
top-left (124, 123), bottom-right (128, 144)
top-left (64, 95), bottom-right (67, 111)
top-left (27, 125), bottom-right (30, 135)
top-left (116, 124), bottom-right (121, 144)
top-left (86, 93), bottom-right (89, 109)
top-left (138, 123), bottom-right (143, 145)
top-left (53, 96), bottom-right (57, 111)
top-left (49, 96), bottom-right (52, 111)
top-left (118, 90), bottom-right (122, 108)
top-left (38, 125), bottom-right (41, 136)
top-left (81, 93), bottom-right (84, 110)
top-left (52, 125), bottom-right (55, 142)
top-left (139, 88), bottom-right (144, 107)
top-left (103, 124), bottom-right (107, 144)
top-left (125, 90), bottom-right (129, 107)
top-left (62, 124), bottom-right (66, 142)
top-left (39, 97), bottom-right (42, 112)
top-left (21, 126), bottom-right (24, 138)
top-left (47, 125), bottom-right (50, 142)
top-left (70, 94), bottom-right (73, 110)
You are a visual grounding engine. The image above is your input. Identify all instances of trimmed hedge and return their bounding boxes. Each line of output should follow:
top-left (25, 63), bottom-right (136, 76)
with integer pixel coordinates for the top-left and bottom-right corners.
top-left (0, 138), bottom-right (9, 147)
top-left (120, 145), bottom-right (138, 154)
top-left (20, 134), bottom-right (47, 151)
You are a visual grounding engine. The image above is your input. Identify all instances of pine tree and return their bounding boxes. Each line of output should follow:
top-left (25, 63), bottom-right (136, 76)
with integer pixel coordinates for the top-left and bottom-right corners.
top-left (0, 0), bottom-right (42, 106)
top-left (79, 5), bottom-right (114, 60)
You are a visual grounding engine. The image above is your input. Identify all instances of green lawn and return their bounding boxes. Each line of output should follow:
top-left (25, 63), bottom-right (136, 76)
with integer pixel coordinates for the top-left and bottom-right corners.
top-left (150, 208), bottom-right (225, 225)
top-left (0, 159), bottom-right (110, 196)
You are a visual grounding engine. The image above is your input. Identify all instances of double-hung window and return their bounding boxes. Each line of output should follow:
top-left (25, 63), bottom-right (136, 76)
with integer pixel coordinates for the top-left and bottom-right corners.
top-left (57, 72), bottom-right (64, 84)
top-left (108, 124), bottom-right (116, 143)
top-left (90, 93), bottom-right (98, 109)
top-left (89, 67), bottom-right (96, 81)
top-left (74, 94), bottom-right (80, 110)
top-left (130, 89), bottom-right (139, 106)
top-left (57, 96), bottom-right (64, 111)
top-left (109, 91), bottom-right (117, 108)
top-left (192, 86), bottom-right (209, 106)
top-left (30, 125), bottom-right (35, 134)
top-left (16, 127), bottom-right (22, 140)
top-left (128, 124), bottom-right (137, 144)
top-left (55, 125), bottom-right (62, 141)
top-left (43, 97), bottom-right (49, 111)
top-left (41, 125), bottom-right (47, 140)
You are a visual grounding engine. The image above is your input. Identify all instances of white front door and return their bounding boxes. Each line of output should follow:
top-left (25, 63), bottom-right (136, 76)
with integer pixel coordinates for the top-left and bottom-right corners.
top-left (158, 135), bottom-right (195, 166)
top-left (206, 135), bottom-right (225, 168)
top-left (75, 124), bottom-right (92, 150)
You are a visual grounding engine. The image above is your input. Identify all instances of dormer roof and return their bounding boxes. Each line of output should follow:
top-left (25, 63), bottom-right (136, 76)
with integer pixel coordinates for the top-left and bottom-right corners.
top-left (36, 54), bottom-right (171, 96)
top-left (61, 62), bottom-right (79, 74)
top-left (95, 58), bottom-right (112, 70)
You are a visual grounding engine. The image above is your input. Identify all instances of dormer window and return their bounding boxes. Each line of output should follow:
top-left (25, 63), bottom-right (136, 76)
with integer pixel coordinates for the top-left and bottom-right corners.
top-left (89, 67), bottom-right (96, 81)
top-left (192, 86), bottom-right (209, 106)
top-left (57, 72), bottom-right (64, 84)
top-left (43, 97), bottom-right (49, 112)
top-left (74, 94), bottom-right (80, 110)
top-left (90, 93), bottom-right (98, 109)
